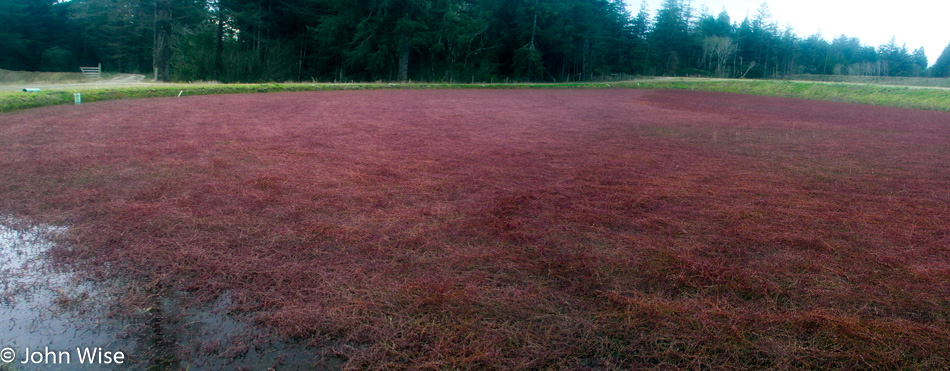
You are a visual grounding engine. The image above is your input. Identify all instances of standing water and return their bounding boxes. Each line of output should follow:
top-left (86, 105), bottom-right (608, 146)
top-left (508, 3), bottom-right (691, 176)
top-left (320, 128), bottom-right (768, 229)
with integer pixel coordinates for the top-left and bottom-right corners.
top-left (0, 220), bottom-right (325, 369)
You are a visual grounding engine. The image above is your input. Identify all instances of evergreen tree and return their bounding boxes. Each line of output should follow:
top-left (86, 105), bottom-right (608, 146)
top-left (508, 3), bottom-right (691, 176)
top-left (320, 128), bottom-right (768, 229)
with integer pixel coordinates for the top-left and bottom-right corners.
top-left (912, 47), bottom-right (928, 75)
top-left (649, 0), bottom-right (691, 75)
top-left (0, 0), bottom-right (78, 71)
top-left (623, 2), bottom-right (651, 74)
top-left (930, 42), bottom-right (950, 78)
top-left (0, 0), bottom-right (934, 82)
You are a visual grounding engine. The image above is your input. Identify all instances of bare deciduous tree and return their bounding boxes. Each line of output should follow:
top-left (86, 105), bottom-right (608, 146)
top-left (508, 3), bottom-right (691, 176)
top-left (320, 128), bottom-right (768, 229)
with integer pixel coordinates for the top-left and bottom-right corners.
top-left (702, 36), bottom-right (737, 77)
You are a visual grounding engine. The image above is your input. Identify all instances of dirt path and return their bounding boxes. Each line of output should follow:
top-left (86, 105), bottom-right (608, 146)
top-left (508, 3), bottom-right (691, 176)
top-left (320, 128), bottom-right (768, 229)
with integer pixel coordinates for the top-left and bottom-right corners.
top-left (0, 73), bottom-right (153, 91)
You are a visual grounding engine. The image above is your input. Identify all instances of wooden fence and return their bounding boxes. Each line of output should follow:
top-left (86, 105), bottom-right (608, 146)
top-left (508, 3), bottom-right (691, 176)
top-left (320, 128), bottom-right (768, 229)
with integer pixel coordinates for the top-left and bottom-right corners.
top-left (80, 64), bottom-right (101, 80)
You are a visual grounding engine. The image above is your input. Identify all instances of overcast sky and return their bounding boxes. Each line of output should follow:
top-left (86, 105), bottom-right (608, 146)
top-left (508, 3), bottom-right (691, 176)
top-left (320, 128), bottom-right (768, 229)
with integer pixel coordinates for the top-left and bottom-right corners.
top-left (630, 0), bottom-right (949, 66)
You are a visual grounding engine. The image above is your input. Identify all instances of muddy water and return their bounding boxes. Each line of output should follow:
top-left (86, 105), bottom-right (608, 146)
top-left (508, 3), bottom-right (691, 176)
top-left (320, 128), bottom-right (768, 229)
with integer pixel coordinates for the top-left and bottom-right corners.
top-left (0, 221), bottom-right (325, 370)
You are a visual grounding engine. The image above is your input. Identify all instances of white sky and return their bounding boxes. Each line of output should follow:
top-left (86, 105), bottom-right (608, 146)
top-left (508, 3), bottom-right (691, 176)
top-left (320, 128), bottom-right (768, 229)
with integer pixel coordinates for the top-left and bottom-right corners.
top-left (630, 0), bottom-right (949, 66)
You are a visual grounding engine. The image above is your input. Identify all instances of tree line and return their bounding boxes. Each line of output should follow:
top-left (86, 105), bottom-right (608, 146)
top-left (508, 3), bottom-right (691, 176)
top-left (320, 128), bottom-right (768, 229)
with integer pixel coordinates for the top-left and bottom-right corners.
top-left (2, 0), bottom-right (949, 82)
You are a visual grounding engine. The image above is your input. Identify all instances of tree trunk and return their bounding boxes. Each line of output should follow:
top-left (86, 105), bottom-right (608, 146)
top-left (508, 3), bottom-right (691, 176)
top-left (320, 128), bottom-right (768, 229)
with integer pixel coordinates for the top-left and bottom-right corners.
top-left (298, 43), bottom-right (306, 81)
top-left (398, 35), bottom-right (409, 82)
top-left (153, 0), bottom-right (172, 82)
top-left (582, 34), bottom-right (590, 80)
top-left (215, 12), bottom-right (224, 77)
top-left (526, 0), bottom-right (538, 81)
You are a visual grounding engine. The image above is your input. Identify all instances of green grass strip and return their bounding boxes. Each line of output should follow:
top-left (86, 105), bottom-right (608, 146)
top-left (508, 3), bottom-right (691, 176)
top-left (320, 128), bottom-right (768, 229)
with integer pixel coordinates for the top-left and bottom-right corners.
top-left (1, 79), bottom-right (949, 113)
top-left (630, 79), bottom-right (950, 111)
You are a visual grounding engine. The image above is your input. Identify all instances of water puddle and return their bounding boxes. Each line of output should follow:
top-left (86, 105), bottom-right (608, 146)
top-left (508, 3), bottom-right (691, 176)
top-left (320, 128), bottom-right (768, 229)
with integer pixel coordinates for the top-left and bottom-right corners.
top-left (0, 220), bottom-right (326, 369)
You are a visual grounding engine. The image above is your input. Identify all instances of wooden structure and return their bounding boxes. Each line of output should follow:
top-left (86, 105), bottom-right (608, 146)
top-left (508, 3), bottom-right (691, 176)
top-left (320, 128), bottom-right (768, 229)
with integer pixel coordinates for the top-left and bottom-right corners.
top-left (80, 64), bottom-right (101, 80)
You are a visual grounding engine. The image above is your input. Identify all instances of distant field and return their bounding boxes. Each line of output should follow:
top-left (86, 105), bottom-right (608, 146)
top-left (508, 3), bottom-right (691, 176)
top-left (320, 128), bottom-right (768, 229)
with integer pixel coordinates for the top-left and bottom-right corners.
top-left (1, 89), bottom-right (948, 368)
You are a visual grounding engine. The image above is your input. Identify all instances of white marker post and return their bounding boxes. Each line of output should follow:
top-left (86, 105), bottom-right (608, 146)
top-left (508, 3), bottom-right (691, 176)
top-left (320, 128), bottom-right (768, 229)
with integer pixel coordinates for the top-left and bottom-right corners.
top-left (74, 93), bottom-right (81, 105)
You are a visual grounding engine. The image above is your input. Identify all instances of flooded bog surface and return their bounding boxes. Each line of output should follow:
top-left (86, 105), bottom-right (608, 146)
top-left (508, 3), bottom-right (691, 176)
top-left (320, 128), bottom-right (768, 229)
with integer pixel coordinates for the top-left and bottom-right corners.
top-left (0, 220), bottom-right (324, 370)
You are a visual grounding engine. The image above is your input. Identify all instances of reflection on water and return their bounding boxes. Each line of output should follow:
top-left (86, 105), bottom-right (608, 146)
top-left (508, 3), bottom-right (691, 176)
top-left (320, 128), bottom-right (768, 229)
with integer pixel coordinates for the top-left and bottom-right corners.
top-left (0, 220), bottom-right (325, 370)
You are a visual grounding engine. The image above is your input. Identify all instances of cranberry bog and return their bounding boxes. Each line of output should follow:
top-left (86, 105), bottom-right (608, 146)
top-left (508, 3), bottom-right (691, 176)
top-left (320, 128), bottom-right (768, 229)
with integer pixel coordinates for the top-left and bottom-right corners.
top-left (1, 89), bottom-right (948, 368)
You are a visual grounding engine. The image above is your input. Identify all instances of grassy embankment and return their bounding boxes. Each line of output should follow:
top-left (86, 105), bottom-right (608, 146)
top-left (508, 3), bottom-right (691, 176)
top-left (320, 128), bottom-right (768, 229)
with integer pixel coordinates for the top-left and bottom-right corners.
top-left (1, 78), bottom-right (949, 113)
top-left (785, 74), bottom-right (950, 88)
